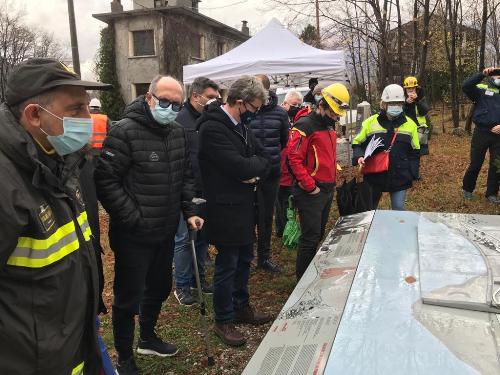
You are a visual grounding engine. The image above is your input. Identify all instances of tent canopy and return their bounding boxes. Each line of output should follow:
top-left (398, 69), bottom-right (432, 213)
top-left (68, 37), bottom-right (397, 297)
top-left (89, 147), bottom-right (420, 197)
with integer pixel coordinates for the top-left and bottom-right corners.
top-left (183, 18), bottom-right (347, 87)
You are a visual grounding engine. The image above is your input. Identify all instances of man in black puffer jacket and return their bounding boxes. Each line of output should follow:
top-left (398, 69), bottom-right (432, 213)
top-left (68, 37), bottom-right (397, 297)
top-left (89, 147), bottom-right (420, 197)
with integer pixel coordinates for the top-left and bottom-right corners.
top-left (250, 75), bottom-right (289, 273)
top-left (95, 75), bottom-right (202, 375)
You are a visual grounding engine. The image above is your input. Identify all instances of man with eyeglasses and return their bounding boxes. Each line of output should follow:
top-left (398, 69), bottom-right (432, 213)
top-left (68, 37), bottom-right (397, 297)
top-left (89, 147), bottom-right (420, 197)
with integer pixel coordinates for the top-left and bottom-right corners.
top-left (173, 77), bottom-right (219, 306)
top-left (198, 76), bottom-right (272, 347)
top-left (286, 83), bottom-right (350, 280)
top-left (95, 75), bottom-right (203, 374)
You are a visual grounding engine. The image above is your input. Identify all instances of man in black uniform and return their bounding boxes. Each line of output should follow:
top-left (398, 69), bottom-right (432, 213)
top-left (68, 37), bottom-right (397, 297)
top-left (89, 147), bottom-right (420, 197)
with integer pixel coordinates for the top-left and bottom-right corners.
top-left (0, 58), bottom-right (111, 375)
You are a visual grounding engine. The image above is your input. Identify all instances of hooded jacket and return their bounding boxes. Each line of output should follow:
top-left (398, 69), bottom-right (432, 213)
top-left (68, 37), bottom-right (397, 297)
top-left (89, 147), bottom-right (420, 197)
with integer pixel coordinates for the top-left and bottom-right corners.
top-left (0, 103), bottom-right (101, 374)
top-left (198, 103), bottom-right (269, 247)
top-left (462, 73), bottom-right (500, 131)
top-left (95, 96), bottom-right (196, 243)
top-left (249, 91), bottom-right (289, 178)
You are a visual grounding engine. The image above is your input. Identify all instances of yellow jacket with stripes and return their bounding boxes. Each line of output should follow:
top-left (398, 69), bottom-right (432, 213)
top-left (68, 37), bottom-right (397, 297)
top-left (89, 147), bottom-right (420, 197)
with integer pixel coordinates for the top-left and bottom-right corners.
top-left (0, 104), bottom-right (101, 375)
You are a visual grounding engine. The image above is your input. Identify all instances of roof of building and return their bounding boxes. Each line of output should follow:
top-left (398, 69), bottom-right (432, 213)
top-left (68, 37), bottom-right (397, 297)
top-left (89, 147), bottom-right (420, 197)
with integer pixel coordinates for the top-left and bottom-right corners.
top-left (93, 6), bottom-right (249, 41)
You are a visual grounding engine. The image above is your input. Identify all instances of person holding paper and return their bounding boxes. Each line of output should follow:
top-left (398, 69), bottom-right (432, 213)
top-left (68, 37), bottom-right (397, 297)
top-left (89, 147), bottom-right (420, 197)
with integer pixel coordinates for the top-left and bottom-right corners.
top-left (352, 84), bottom-right (420, 211)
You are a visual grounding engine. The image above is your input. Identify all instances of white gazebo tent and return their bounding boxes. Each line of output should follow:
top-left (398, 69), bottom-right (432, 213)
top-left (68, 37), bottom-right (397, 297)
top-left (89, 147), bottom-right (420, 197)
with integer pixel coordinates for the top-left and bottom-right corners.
top-left (182, 18), bottom-right (347, 87)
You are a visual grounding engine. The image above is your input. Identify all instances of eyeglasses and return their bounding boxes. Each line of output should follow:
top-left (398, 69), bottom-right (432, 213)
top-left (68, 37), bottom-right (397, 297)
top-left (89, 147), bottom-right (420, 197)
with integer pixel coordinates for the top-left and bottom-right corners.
top-left (152, 94), bottom-right (183, 112)
top-left (246, 101), bottom-right (261, 113)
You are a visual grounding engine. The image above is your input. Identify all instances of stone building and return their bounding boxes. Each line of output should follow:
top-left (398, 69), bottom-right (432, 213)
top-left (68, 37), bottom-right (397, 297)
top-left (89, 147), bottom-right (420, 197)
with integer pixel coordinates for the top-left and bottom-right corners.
top-left (93, 0), bottom-right (249, 103)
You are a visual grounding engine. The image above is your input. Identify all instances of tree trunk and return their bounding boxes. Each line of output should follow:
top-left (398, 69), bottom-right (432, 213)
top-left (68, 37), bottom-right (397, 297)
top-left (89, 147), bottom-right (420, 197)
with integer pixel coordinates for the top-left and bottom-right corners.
top-left (417, 0), bottom-right (432, 86)
top-left (396, 0), bottom-right (404, 79)
top-left (412, 0), bottom-right (419, 74)
top-left (479, 0), bottom-right (488, 70)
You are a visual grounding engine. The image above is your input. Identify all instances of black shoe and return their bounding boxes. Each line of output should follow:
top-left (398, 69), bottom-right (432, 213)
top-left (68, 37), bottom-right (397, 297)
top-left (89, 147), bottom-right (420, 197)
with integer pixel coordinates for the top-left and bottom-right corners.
top-left (191, 280), bottom-right (213, 294)
top-left (116, 357), bottom-right (140, 375)
top-left (137, 334), bottom-right (179, 357)
top-left (257, 259), bottom-right (282, 273)
top-left (487, 195), bottom-right (500, 205)
top-left (174, 287), bottom-right (196, 306)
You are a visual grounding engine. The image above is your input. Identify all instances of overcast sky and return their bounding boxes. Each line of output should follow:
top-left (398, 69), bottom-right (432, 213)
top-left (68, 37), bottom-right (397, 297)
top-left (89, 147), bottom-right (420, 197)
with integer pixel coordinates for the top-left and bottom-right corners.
top-left (19, 0), bottom-right (290, 80)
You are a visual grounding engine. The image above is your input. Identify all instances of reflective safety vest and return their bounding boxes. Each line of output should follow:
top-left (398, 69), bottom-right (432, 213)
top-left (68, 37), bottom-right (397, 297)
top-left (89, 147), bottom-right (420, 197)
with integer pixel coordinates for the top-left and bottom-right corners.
top-left (90, 113), bottom-right (108, 149)
top-left (415, 106), bottom-right (428, 128)
top-left (477, 83), bottom-right (500, 94)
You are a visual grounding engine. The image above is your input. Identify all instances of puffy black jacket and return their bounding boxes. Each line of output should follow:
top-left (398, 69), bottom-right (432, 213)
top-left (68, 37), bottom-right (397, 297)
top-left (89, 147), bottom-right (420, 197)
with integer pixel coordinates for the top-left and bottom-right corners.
top-left (175, 101), bottom-right (203, 193)
top-left (95, 96), bottom-right (196, 243)
top-left (249, 91), bottom-right (289, 178)
top-left (198, 103), bottom-right (270, 247)
top-left (0, 103), bottom-right (101, 374)
top-left (462, 72), bottom-right (500, 131)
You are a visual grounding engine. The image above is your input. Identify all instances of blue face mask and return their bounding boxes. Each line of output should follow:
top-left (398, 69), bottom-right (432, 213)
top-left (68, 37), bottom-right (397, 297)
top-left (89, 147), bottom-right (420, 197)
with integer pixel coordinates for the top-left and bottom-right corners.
top-left (386, 105), bottom-right (403, 118)
top-left (494, 79), bottom-right (500, 87)
top-left (39, 106), bottom-right (92, 156)
top-left (151, 97), bottom-right (178, 125)
top-left (315, 95), bottom-right (323, 103)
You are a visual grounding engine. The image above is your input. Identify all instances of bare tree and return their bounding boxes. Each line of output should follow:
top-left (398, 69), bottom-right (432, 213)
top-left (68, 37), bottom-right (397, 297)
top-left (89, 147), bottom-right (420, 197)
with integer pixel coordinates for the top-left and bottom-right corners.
top-left (0, 7), bottom-right (66, 101)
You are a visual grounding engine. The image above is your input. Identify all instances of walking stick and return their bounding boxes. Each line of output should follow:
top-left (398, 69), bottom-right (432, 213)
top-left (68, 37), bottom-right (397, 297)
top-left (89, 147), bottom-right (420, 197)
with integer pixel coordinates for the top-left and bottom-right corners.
top-left (188, 212), bottom-right (215, 367)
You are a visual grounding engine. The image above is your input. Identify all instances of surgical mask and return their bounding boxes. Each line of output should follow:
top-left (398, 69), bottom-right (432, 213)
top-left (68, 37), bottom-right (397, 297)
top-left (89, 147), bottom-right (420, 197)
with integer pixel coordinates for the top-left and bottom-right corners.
top-left (38, 106), bottom-right (92, 156)
top-left (315, 95), bottom-right (323, 103)
top-left (240, 110), bottom-right (257, 125)
top-left (151, 98), bottom-right (177, 125)
top-left (494, 79), bottom-right (500, 87)
top-left (386, 105), bottom-right (403, 118)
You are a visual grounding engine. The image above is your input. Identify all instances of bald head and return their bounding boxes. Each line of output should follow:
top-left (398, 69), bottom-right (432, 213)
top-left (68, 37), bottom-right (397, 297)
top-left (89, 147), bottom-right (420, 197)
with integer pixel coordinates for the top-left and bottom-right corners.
top-left (255, 74), bottom-right (270, 90)
top-left (146, 75), bottom-right (183, 109)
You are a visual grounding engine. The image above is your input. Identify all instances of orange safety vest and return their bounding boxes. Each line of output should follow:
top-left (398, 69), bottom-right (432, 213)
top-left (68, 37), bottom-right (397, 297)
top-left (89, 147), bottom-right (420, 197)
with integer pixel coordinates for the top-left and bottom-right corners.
top-left (90, 113), bottom-right (108, 149)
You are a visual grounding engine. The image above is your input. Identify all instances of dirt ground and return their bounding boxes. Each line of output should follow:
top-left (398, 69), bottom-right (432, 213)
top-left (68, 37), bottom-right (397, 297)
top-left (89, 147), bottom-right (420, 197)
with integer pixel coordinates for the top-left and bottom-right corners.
top-left (98, 120), bottom-right (499, 374)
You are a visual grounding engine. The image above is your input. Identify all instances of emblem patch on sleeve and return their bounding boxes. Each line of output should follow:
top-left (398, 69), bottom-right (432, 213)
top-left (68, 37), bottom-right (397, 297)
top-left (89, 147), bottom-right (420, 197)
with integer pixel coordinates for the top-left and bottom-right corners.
top-left (38, 204), bottom-right (55, 233)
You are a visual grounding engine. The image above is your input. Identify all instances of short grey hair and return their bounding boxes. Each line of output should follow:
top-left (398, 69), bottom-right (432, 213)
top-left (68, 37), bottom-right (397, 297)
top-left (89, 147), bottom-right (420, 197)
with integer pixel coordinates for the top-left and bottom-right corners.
top-left (11, 88), bottom-right (59, 119)
top-left (148, 75), bottom-right (183, 94)
top-left (227, 76), bottom-right (268, 105)
top-left (284, 90), bottom-right (303, 103)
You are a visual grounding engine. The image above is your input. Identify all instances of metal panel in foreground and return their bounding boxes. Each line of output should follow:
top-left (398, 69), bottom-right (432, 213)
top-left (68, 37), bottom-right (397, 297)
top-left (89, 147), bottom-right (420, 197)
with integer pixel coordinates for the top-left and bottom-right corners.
top-left (242, 211), bottom-right (374, 375)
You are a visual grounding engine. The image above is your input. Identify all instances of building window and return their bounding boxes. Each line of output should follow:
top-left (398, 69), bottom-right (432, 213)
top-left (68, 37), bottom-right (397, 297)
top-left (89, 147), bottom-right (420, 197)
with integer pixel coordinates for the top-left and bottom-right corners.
top-left (217, 41), bottom-right (226, 56)
top-left (131, 30), bottom-right (155, 57)
top-left (154, 0), bottom-right (168, 7)
top-left (190, 35), bottom-right (205, 60)
top-left (134, 83), bottom-right (150, 97)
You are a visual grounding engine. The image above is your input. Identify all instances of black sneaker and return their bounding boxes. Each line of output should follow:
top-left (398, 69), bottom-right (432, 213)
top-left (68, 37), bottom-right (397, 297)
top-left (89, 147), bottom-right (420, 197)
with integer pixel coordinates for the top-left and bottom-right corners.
top-left (257, 259), bottom-right (282, 274)
top-left (174, 287), bottom-right (196, 306)
top-left (116, 357), bottom-right (140, 375)
top-left (137, 335), bottom-right (179, 357)
top-left (191, 280), bottom-right (213, 294)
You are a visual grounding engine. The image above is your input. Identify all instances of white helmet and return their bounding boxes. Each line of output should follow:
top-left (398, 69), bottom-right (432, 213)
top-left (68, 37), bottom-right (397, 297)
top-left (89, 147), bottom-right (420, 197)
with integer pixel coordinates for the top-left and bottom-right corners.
top-left (381, 84), bottom-right (405, 103)
top-left (89, 98), bottom-right (101, 108)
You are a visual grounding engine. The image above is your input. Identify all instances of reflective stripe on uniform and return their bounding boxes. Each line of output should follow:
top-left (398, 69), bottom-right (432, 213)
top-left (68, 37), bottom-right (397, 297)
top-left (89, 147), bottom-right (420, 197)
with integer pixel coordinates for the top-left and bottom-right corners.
top-left (7, 212), bottom-right (91, 268)
top-left (71, 362), bottom-right (84, 375)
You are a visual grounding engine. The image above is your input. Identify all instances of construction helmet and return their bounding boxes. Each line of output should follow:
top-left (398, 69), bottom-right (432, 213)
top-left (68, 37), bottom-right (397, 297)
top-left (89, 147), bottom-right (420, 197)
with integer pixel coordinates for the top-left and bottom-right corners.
top-left (403, 76), bottom-right (418, 89)
top-left (321, 83), bottom-right (350, 116)
top-left (89, 98), bottom-right (101, 108)
top-left (381, 84), bottom-right (405, 103)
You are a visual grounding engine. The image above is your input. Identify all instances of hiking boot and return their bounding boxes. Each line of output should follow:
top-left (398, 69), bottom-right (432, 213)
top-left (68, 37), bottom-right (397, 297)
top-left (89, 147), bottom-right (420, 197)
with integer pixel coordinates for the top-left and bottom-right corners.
top-left (463, 190), bottom-right (473, 200)
top-left (191, 279), bottom-right (213, 294)
top-left (257, 259), bottom-right (282, 274)
top-left (213, 323), bottom-right (246, 346)
top-left (174, 287), bottom-right (196, 306)
top-left (116, 357), bottom-right (140, 375)
top-left (487, 195), bottom-right (500, 205)
top-left (234, 305), bottom-right (273, 325)
top-left (137, 334), bottom-right (179, 357)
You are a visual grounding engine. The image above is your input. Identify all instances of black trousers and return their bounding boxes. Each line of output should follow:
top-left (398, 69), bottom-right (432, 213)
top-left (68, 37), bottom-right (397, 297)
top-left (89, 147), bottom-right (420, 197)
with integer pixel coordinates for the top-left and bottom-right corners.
top-left (110, 229), bottom-right (175, 360)
top-left (256, 177), bottom-right (280, 263)
top-left (294, 187), bottom-right (334, 280)
top-left (275, 185), bottom-right (293, 237)
top-left (462, 128), bottom-right (500, 197)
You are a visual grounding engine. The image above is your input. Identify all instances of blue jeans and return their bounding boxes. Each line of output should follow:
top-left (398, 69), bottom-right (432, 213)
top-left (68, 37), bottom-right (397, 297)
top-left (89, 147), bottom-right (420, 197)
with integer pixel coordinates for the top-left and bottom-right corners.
top-left (173, 214), bottom-right (208, 288)
top-left (213, 244), bottom-right (253, 324)
top-left (372, 188), bottom-right (407, 211)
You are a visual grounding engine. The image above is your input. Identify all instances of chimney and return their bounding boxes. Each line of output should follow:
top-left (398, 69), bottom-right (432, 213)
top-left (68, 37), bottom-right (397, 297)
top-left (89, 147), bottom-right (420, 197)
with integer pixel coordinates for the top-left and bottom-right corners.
top-left (111, 0), bottom-right (123, 12)
top-left (192, 0), bottom-right (200, 12)
top-left (241, 20), bottom-right (249, 36)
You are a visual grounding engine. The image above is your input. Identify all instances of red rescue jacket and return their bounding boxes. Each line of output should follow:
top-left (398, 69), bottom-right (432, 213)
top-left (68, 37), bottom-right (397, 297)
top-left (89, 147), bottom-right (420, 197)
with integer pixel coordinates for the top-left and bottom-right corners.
top-left (286, 112), bottom-right (337, 192)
